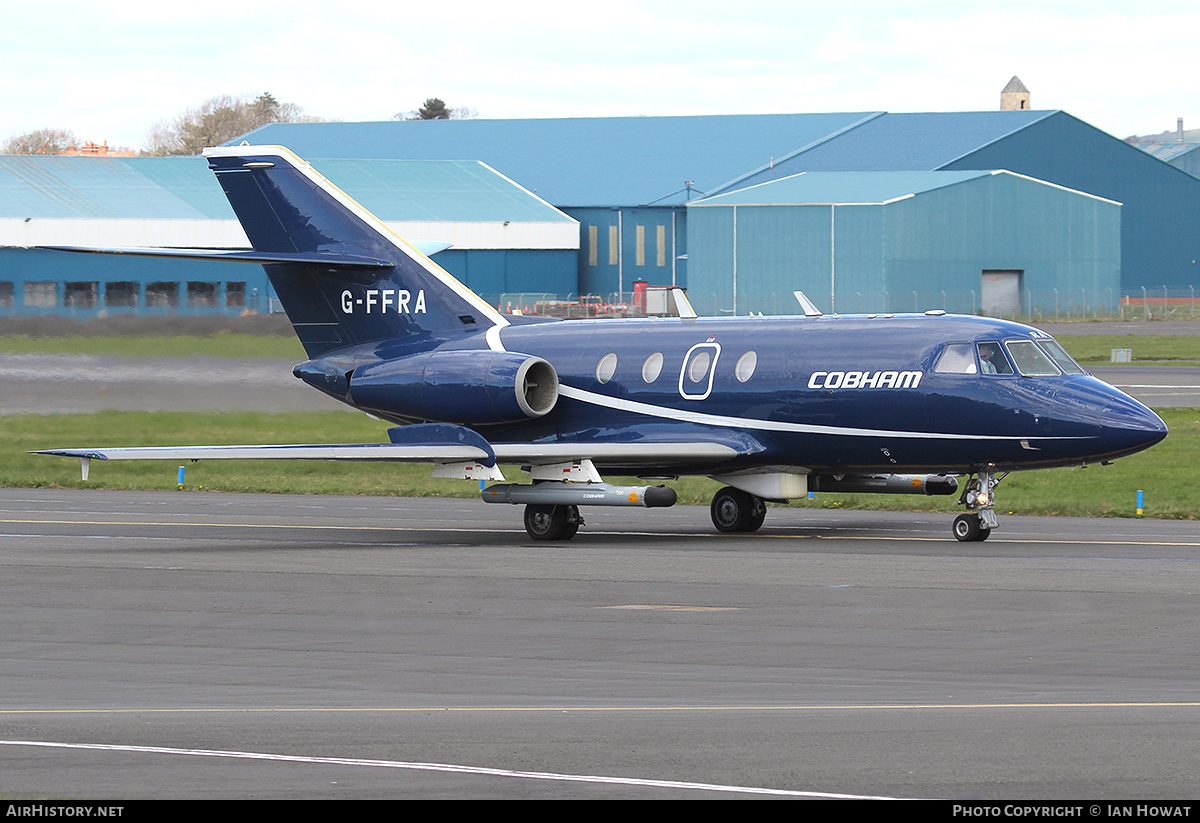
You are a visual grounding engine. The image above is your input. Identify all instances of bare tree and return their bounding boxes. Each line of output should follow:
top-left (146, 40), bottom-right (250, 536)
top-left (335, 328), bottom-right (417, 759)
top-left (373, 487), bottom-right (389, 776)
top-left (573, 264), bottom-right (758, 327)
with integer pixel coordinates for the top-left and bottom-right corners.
top-left (3, 128), bottom-right (77, 154)
top-left (143, 93), bottom-right (322, 156)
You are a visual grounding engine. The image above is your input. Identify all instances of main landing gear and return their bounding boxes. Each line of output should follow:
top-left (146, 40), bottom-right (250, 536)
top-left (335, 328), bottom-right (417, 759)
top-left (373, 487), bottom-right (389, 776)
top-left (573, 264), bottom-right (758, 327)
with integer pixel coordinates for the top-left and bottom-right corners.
top-left (523, 504), bottom-right (582, 541)
top-left (710, 487), bottom-right (767, 533)
top-left (953, 469), bottom-right (1003, 542)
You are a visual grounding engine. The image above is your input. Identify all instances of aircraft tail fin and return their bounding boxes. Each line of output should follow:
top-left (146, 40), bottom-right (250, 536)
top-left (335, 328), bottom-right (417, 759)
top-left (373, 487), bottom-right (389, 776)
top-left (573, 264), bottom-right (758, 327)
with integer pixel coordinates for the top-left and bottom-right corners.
top-left (202, 145), bottom-right (507, 357)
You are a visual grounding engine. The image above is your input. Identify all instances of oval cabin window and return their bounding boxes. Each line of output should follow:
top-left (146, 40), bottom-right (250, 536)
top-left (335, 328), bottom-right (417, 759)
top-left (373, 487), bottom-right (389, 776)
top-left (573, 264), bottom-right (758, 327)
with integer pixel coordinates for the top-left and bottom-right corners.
top-left (596, 352), bottom-right (618, 383)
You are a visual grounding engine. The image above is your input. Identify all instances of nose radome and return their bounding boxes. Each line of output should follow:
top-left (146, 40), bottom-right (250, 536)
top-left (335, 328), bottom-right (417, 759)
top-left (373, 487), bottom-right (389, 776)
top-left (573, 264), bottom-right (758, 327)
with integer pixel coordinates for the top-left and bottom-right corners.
top-left (1100, 396), bottom-right (1167, 457)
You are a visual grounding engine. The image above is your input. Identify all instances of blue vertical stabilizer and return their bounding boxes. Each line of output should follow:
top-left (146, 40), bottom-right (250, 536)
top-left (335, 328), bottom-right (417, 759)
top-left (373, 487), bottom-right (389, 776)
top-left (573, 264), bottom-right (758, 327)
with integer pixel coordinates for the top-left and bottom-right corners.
top-left (203, 145), bottom-right (507, 357)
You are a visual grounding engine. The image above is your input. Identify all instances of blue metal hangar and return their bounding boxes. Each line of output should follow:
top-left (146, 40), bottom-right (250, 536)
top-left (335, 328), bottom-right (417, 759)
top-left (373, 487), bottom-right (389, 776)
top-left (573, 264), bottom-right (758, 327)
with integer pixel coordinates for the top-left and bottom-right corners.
top-left (0, 155), bottom-right (577, 317)
top-left (686, 170), bottom-right (1120, 318)
top-left (242, 109), bottom-right (1200, 310)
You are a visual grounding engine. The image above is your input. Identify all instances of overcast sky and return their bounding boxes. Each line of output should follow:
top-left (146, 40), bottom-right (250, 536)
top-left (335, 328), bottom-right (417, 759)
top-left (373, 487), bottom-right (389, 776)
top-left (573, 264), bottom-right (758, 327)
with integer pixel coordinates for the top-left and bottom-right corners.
top-left (3, 1), bottom-right (1196, 151)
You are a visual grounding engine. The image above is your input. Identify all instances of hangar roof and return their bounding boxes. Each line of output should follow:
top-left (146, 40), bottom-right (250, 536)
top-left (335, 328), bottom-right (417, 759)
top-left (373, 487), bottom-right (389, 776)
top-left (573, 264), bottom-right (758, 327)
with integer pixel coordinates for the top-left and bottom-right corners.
top-left (0, 155), bottom-right (229, 219)
top-left (691, 169), bottom-right (1121, 207)
top-left (726, 111), bottom-right (1058, 183)
top-left (692, 170), bottom-right (994, 205)
top-left (0, 155), bottom-right (570, 223)
top-left (237, 111), bottom-right (1065, 207)
top-left (1136, 141), bottom-right (1200, 164)
top-left (234, 113), bottom-right (883, 207)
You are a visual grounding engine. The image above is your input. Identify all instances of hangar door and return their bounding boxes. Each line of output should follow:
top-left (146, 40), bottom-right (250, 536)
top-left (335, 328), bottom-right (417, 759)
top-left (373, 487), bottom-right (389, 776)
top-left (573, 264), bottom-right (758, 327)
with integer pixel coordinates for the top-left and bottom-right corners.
top-left (981, 270), bottom-right (1022, 316)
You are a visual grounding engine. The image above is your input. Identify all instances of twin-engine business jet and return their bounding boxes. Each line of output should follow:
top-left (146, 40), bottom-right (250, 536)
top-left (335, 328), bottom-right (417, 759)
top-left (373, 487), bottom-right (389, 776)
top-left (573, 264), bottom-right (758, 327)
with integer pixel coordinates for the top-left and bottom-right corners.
top-left (36, 146), bottom-right (1167, 542)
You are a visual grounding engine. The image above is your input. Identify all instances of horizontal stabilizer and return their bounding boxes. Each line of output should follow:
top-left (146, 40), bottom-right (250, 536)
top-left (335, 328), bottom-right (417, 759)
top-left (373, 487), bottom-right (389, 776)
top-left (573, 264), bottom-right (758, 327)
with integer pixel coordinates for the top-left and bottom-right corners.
top-left (41, 242), bottom-right (461, 265)
top-left (40, 245), bottom-right (394, 270)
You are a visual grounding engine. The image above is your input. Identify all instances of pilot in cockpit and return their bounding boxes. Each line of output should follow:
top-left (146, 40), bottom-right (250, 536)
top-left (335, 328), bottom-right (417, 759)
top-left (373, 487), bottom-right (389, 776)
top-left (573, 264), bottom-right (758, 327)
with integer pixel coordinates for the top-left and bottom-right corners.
top-left (977, 342), bottom-right (1011, 375)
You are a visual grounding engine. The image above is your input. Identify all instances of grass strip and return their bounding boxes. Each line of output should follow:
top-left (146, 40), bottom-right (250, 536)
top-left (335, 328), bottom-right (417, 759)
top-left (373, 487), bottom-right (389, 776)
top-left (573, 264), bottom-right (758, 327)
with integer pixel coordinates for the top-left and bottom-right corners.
top-left (7, 409), bottom-right (1197, 520)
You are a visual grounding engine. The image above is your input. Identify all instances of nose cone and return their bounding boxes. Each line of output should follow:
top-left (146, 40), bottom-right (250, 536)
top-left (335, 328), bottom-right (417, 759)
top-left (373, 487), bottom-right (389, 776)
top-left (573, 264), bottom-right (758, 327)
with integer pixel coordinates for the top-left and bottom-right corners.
top-left (1100, 393), bottom-right (1167, 459)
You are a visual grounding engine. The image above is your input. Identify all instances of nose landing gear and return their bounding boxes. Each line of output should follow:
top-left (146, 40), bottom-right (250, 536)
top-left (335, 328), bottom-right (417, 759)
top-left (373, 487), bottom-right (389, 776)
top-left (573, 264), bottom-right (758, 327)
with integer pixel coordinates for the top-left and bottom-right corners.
top-left (954, 469), bottom-right (1004, 542)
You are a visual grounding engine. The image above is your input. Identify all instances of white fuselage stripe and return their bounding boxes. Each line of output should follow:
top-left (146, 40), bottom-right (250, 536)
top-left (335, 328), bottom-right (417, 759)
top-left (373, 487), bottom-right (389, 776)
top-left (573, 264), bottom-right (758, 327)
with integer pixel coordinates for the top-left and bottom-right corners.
top-left (557, 384), bottom-right (1083, 442)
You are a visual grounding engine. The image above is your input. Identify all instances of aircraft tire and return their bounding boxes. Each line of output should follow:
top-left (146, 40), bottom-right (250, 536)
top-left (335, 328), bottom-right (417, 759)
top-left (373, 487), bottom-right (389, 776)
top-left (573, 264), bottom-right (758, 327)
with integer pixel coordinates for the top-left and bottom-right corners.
top-left (524, 504), bottom-right (579, 541)
top-left (712, 487), bottom-right (754, 533)
top-left (561, 505), bottom-right (581, 539)
top-left (746, 496), bottom-right (767, 532)
top-left (953, 513), bottom-right (985, 542)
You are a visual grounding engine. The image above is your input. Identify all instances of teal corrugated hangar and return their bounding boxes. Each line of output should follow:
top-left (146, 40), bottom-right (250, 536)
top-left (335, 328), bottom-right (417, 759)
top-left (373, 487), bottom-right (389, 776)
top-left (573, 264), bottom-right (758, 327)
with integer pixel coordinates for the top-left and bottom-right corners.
top-left (686, 170), bottom-right (1121, 318)
top-left (0, 155), bottom-right (577, 317)
top-left (242, 110), bottom-right (1200, 308)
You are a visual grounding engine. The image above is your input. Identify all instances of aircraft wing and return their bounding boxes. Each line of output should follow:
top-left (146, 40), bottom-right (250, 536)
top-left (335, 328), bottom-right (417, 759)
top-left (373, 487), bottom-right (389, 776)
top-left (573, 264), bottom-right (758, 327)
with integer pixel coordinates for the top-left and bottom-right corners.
top-left (32, 441), bottom-right (739, 467)
top-left (31, 444), bottom-right (492, 463)
top-left (33, 422), bottom-right (753, 482)
top-left (32, 440), bottom-right (743, 484)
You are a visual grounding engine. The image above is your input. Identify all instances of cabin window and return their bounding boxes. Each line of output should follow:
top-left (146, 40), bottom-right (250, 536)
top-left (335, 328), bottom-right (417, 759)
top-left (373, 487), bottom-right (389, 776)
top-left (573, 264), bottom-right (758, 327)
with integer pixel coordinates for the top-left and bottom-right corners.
top-left (976, 342), bottom-right (1013, 375)
top-left (1005, 340), bottom-right (1059, 376)
top-left (596, 352), bottom-right (618, 383)
top-left (1036, 339), bottom-right (1085, 375)
top-left (641, 352), bottom-right (663, 383)
top-left (934, 344), bottom-right (977, 374)
top-left (687, 351), bottom-right (711, 383)
top-left (735, 351), bottom-right (757, 382)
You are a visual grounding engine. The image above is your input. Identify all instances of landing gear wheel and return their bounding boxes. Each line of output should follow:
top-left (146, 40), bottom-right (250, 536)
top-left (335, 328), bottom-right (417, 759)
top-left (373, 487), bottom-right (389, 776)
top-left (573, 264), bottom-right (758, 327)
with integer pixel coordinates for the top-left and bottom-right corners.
top-left (524, 504), bottom-right (580, 541)
top-left (746, 496), bottom-right (767, 533)
top-left (560, 505), bottom-right (580, 540)
top-left (711, 487), bottom-right (766, 533)
top-left (952, 513), bottom-right (989, 542)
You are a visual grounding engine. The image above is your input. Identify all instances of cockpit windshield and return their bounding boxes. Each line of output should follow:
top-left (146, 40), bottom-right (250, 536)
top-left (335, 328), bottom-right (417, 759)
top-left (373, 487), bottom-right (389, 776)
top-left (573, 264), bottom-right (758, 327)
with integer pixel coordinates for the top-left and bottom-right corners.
top-left (934, 336), bottom-right (1085, 378)
top-left (1004, 340), bottom-right (1060, 376)
top-left (1036, 338), bottom-right (1086, 374)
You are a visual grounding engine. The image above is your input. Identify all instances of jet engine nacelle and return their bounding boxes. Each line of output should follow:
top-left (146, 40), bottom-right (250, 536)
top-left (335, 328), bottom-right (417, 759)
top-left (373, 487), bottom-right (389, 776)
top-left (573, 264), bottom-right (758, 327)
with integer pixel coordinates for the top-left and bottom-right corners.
top-left (348, 349), bottom-right (559, 425)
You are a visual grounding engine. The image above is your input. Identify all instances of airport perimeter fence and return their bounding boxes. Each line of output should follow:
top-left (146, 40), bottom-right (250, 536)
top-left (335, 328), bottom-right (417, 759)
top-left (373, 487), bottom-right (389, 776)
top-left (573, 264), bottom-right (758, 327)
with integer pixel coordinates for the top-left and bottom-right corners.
top-left (492, 287), bottom-right (1200, 321)
top-left (701, 286), bottom-right (1200, 322)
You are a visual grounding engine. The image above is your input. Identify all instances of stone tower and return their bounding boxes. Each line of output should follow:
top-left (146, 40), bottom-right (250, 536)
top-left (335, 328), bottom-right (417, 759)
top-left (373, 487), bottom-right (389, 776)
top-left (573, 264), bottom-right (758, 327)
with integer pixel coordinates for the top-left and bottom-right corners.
top-left (1001, 76), bottom-right (1030, 111)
